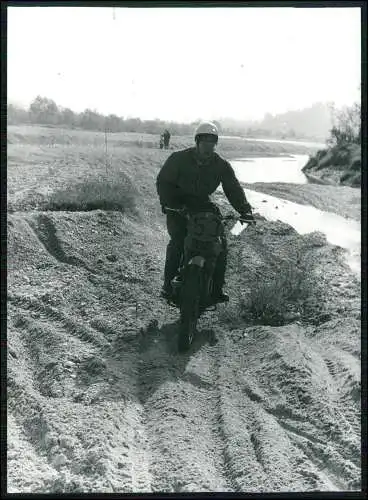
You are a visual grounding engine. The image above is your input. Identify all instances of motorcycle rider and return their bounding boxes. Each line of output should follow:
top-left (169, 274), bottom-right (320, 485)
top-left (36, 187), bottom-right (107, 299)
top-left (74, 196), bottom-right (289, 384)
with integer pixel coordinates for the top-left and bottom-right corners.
top-left (156, 121), bottom-right (255, 302)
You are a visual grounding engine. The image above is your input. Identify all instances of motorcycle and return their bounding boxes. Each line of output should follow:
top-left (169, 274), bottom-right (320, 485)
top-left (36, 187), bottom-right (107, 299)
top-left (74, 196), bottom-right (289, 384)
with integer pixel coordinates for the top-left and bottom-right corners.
top-left (164, 207), bottom-right (256, 352)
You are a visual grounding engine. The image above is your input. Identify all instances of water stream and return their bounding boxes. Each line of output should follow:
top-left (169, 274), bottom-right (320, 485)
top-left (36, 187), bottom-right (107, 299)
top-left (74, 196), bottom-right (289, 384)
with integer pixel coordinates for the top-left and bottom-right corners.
top-left (227, 155), bottom-right (360, 276)
top-left (220, 136), bottom-right (326, 149)
top-left (231, 155), bottom-right (309, 184)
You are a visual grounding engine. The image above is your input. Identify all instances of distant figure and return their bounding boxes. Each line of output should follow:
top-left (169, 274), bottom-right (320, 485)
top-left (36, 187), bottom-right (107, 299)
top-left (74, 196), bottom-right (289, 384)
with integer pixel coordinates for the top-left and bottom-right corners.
top-left (163, 129), bottom-right (171, 149)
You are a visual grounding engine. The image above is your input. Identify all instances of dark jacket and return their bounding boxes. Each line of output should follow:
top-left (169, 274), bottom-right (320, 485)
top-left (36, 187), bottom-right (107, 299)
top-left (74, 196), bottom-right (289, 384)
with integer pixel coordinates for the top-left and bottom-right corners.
top-left (156, 147), bottom-right (251, 214)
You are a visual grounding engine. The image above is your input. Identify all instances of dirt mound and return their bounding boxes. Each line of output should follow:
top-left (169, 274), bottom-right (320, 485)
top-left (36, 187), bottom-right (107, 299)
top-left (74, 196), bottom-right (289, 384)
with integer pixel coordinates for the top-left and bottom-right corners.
top-left (7, 202), bottom-right (360, 493)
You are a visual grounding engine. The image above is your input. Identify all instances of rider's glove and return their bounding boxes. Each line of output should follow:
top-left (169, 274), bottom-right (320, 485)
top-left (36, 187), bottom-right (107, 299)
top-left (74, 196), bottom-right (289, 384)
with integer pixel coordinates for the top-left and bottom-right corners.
top-left (239, 209), bottom-right (256, 225)
top-left (162, 205), bottom-right (176, 214)
top-left (162, 205), bottom-right (186, 215)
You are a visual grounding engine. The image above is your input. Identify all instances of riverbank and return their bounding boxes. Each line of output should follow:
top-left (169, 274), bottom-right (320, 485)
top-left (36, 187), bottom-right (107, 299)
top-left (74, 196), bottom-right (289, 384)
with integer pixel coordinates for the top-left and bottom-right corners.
top-left (301, 143), bottom-right (361, 188)
top-left (240, 182), bottom-right (361, 222)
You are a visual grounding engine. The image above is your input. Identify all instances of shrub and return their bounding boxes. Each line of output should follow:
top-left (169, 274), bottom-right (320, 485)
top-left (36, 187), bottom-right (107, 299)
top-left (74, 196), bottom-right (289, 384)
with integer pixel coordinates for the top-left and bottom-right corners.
top-left (340, 171), bottom-right (361, 187)
top-left (239, 261), bottom-right (309, 326)
top-left (46, 174), bottom-right (137, 213)
top-left (350, 158), bottom-right (361, 172)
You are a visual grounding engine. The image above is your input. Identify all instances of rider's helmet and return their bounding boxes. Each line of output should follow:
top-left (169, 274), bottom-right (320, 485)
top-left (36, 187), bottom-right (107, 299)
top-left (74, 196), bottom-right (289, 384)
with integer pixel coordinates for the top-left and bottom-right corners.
top-left (194, 121), bottom-right (219, 145)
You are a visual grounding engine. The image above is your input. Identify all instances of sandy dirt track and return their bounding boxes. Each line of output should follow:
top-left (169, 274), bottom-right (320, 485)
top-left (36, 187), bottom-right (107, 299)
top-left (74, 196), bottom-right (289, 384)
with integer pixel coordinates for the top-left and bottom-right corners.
top-left (7, 127), bottom-right (361, 493)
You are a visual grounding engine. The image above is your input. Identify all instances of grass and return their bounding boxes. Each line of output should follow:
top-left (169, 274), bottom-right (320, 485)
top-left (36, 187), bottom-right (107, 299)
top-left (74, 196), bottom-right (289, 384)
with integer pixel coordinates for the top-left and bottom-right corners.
top-left (46, 172), bottom-right (138, 213)
top-left (243, 265), bottom-right (307, 326)
top-left (218, 247), bottom-right (312, 328)
top-left (233, 259), bottom-right (311, 327)
top-left (7, 124), bottom-right (319, 159)
top-left (8, 167), bottom-right (139, 214)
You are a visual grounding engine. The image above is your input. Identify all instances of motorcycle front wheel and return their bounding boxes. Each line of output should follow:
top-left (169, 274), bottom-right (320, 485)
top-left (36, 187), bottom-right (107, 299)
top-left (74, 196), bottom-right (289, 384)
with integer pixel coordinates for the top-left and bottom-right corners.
top-left (178, 265), bottom-right (203, 352)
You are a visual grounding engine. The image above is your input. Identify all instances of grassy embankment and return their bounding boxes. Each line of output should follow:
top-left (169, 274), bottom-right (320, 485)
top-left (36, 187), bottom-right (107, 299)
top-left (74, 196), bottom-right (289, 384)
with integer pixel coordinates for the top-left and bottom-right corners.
top-left (301, 143), bottom-right (361, 188)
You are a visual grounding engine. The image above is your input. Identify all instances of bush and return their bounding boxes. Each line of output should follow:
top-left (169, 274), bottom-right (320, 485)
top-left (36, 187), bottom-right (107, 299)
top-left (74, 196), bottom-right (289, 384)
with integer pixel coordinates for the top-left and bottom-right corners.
top-left (240, 261), bottom-right (309, 326)
top-left (350, 159), bottom-right (361, 172)
top-left (46, 173), bottom-right (138, 213)
top-left (7, 104), bottom-right (30, 125)
top-left (340, 171), bottom-right (361, 187)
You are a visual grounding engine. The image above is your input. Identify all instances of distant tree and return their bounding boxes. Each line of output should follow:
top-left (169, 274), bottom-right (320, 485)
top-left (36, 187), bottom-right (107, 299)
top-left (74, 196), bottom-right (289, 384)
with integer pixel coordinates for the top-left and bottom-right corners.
top-left (79, 109), bottom-right (105, 131)
top-left (29, 96), bottom-right (59, 125)
top-left (59, 107), bottom-right (77, 128)
top-left (141, 119), bottom-right (162, 135)
top-left (124, 117), bottom-right (142, 133)
top-left (328, 101), bottom-right (361, 146)
top-left (105, 113), bottom-right (123, 133)
top-left (7, 103), bottom-right (29, 124)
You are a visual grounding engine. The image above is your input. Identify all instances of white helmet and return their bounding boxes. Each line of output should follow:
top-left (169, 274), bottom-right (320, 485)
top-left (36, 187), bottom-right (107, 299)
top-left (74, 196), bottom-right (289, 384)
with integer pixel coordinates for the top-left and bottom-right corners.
top-left (194, 121), bottom-right (219, 143)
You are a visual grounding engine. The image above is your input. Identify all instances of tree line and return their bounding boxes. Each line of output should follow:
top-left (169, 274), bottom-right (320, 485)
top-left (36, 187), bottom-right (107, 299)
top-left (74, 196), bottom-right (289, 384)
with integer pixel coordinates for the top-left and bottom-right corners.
top-left (7, 96), bottom-right (219, 136)
top-left (7, 95), bottom-right (295, 138)
top-left (7, 95), bottom-right (361, 145)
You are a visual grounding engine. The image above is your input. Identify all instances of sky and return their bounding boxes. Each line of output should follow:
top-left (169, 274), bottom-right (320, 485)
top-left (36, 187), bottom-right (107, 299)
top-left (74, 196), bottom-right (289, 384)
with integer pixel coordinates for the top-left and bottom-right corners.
top-left (7, 6), bottom-right (361, 123)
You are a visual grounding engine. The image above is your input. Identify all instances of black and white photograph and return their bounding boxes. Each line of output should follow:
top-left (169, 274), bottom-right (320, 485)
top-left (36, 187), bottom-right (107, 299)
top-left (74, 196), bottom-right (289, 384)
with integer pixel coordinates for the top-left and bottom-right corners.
top-left (6, 2), bottom-right (362, 494)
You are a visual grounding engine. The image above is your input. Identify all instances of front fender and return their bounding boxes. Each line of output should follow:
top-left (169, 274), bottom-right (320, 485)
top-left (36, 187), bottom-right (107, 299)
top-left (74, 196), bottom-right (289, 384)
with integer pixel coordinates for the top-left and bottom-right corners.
top-left (188, 256), bottom-right (206, 268)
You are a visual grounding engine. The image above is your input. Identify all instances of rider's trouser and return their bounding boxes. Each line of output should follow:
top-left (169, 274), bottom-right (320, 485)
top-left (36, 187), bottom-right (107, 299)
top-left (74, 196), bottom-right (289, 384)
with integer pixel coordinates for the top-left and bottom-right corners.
top-left (163, 212), bottom-right (227, 293)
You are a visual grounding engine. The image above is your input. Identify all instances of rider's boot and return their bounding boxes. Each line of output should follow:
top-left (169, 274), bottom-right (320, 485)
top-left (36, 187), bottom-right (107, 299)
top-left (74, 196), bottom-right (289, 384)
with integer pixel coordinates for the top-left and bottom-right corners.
top-left (160, 284), bottom-right (173, 300)
top-left (212, 288), bottom-right (230, 303)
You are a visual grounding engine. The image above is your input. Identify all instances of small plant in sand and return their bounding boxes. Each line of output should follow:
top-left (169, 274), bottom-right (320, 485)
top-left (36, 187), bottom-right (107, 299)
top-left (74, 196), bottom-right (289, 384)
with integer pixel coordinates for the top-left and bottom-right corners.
top-left (240, 259), bottom-right (310, 326)
top-left (46, 170), bottom-right (138, 213)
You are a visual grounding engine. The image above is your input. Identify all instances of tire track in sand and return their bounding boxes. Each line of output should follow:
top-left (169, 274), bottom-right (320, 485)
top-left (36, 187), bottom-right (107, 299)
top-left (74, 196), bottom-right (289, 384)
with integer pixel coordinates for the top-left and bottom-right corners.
top-left (135, 321), bottom-right (239, 493)
top-left (213, 330), bottom-right (361, 492)
top-left (9, 297), bottom-right (154, 493)
top-left (8, 293), bottom-right (109, 349)
top-left (101, 350), bottom-right (153, 493)
top-left (26, 215), bottom-right (94, 272)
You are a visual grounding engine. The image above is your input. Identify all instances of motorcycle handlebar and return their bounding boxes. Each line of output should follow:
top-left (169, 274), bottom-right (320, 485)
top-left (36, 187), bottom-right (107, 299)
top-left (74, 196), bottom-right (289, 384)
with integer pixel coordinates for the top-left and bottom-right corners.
top-left (163, 207), bottom-right (256, 225)
top-left (223, 214), bottom-right (256, 225)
